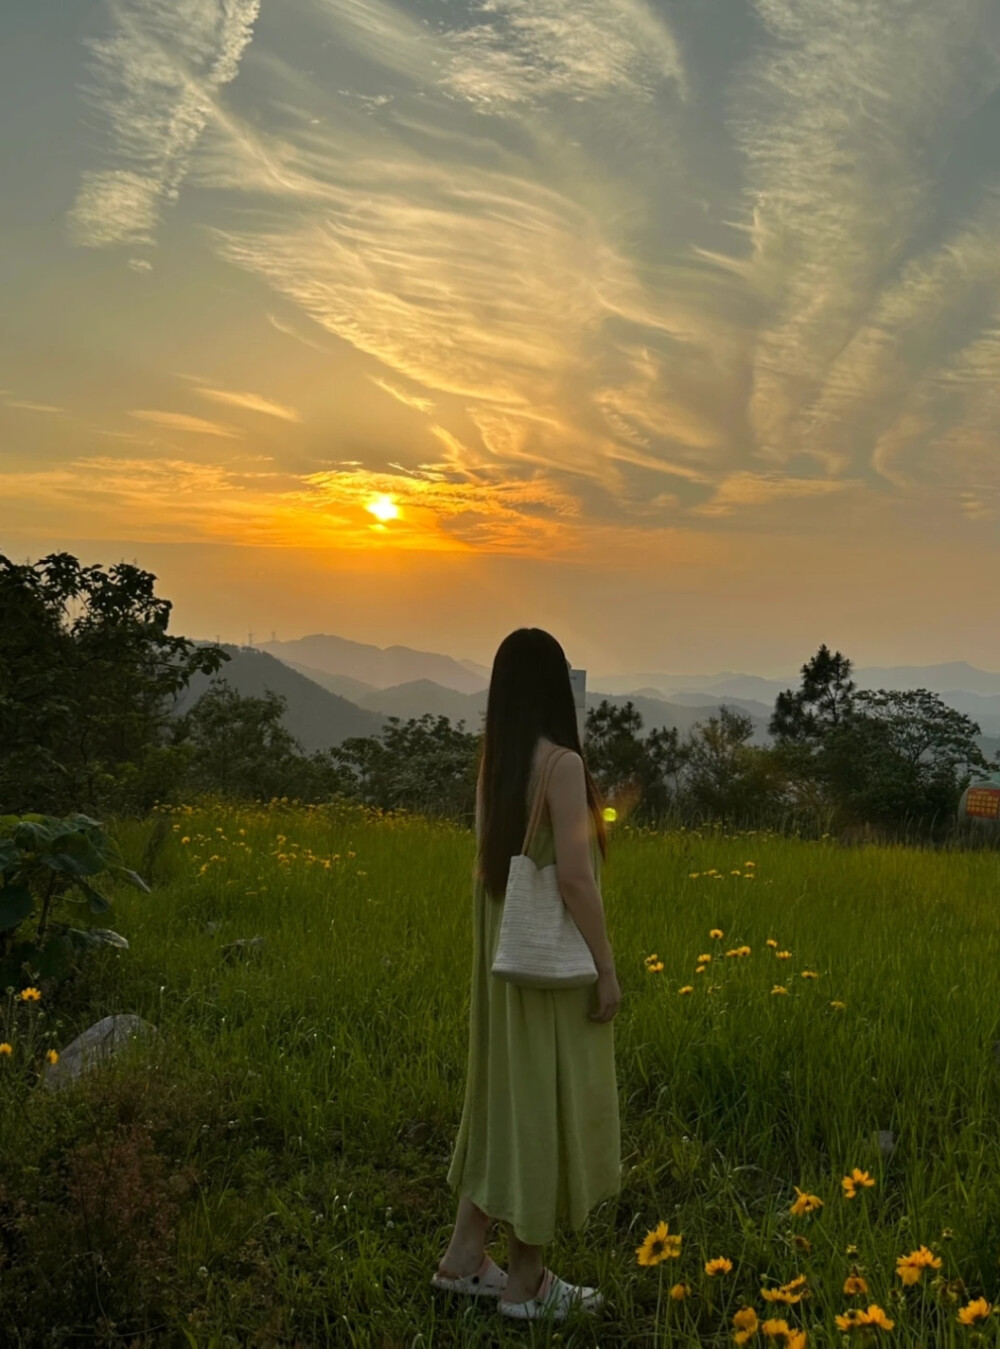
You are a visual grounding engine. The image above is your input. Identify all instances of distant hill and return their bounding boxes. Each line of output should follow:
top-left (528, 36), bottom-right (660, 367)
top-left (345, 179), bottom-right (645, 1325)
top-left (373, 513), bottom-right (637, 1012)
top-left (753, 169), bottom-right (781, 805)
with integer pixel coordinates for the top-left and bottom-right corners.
top-left (593, 663), bottom-right (1000, 702)
top-left (280, 660), bottom-right (377, 704)
top-left (936, 691), bottom-right (1000, 736)
top-left (172, 645), bottom-right (386, 751)
top-left (259, 634), bottom-right (486, 694)
top-left (356, 679), bottom-right (487, 728)
top-left (634, 688), bottom-right (775, 721)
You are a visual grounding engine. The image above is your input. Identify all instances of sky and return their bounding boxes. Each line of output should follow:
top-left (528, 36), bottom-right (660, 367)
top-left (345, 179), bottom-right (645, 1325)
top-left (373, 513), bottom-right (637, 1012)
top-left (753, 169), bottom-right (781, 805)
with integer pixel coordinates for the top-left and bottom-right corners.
top-left (3, 0), bottom-right (1000, 678)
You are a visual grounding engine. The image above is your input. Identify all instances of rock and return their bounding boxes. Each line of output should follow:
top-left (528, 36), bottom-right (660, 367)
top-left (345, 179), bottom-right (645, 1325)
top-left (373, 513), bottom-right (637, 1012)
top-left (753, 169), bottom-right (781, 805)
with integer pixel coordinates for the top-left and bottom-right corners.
top-left (43, 1014), bottom-right (158, 1092)
top-left (401, 1120), bottom-right (431, 1146)
top-left (220, 936), bottom-right (265, 962)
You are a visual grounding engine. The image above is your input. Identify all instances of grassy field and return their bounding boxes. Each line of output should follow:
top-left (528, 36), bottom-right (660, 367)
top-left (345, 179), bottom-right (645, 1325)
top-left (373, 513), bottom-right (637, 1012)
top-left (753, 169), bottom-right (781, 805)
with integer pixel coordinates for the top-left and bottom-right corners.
top-left (4, 798), bottom-right (1000, 1346)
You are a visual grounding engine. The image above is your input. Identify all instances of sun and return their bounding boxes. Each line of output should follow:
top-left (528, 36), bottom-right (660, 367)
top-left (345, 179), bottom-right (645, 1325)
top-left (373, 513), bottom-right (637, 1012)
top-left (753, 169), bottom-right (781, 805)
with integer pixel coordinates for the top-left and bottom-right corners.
top-left (366, 494), bottom-right (400, 523)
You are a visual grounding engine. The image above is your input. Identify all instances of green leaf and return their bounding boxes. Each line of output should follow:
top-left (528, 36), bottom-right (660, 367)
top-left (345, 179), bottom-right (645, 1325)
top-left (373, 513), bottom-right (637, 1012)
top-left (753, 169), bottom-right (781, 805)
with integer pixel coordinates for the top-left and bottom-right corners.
top-left (0, 885), bottom-right (33, 933)
top-left (116, 867), bottom-right (151, 894)
top-left (12, 820), bottom-right (60, 851)
top-left (66, 927), bottom-right (129, 951)
top-left (75, 879), bottom-right (111, 914)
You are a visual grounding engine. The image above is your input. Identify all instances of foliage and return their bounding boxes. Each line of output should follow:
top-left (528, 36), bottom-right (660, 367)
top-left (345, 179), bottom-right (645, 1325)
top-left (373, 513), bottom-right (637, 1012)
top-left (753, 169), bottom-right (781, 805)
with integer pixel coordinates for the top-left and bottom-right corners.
top-left (0, 812), bottom-right (147, 987)
top-left (585, 699), bottom-right (688, 823)
top-left (326, 712), bottom-right (482, 821)
top-left (0, 551), bottom-right (228, 817)
top-left (769, 644), bottom-right (857, 745)
top-left (172, 679), bottom-right (321, 802)
top-left (820, 689), bottom-right (990, 837)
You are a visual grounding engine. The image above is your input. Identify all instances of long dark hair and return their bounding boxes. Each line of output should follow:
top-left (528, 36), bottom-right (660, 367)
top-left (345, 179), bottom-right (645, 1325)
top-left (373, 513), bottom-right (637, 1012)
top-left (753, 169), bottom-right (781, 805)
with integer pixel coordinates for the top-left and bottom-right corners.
top-left (476, 628), bottom-right (608, 899)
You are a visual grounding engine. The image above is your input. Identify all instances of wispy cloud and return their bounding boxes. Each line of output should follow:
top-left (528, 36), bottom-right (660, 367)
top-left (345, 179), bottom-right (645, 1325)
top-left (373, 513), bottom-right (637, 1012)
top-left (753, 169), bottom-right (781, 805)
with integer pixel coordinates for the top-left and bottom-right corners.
top-left (725, 0), bottom-right (1000, 476)
top-left (0, 453), bottom-right (587, 553)
top-left (368, 376), bottom-right (435, 415)
top-left (127, 409), bottom-right (241, 438)
top-left (443, 0), bottom-right (687, 110)
top-left (67, 0), bottom-right (260, 248)
top-left (690, 471), bottom-right (859, 518)
top-left (195, 386), bottom-right (302, 422)
top-left (2, 397), bottom-right (64, 414)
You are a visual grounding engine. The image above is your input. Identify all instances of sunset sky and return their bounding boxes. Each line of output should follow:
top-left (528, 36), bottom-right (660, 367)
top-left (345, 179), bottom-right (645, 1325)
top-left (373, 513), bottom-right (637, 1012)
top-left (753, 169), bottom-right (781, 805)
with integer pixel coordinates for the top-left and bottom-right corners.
top-left (3, 0), bottom-right (1000, 677)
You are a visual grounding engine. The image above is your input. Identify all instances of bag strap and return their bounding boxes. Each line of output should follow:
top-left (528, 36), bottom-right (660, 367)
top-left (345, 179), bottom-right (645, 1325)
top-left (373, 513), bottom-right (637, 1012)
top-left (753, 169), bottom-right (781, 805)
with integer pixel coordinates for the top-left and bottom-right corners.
top-left (520, 746), bottom-right (572, 856)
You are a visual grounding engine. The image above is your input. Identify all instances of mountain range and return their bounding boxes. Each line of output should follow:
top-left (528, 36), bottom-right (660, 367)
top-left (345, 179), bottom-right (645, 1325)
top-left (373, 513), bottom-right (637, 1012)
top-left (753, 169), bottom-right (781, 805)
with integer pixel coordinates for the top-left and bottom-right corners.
top-left (170, 634), bottom-right (1000, 756)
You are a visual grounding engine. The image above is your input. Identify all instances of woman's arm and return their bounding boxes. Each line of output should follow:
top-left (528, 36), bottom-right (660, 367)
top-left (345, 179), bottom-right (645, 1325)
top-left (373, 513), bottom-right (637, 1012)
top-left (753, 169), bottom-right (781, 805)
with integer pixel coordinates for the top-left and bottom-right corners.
top-left (547, 750), bottom-right (615, 975)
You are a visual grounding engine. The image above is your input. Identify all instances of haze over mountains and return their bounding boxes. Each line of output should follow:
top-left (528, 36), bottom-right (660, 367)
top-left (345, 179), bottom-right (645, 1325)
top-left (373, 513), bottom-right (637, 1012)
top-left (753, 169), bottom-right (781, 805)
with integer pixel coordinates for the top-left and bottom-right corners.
top-left (165, 633), bottom-right (1000, 757)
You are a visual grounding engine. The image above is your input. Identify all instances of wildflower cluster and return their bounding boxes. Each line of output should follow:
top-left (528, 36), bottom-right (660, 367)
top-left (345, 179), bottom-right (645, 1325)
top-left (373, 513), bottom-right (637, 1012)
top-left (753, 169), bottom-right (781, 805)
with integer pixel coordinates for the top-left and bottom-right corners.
top-left (643, 922), bottom-right (842, 1008)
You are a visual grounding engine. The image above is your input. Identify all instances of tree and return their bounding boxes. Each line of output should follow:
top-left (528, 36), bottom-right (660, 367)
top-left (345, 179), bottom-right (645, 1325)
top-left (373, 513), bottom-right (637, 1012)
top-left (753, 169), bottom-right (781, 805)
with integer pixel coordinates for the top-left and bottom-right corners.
top-left (820, 689), bottom-right (990, 837)
top-left (174, 682), bottom-right (314, 802)
top-left (0, 553), bottom-right (228, 815)
top-left (583, 700), bottom-right (688, 826)
top-left (326, 713), bottom-right (482, 820)
top-left (770, 644), bottom-right (856, 744)
top-left (683, 705), bottom-right (782, 823)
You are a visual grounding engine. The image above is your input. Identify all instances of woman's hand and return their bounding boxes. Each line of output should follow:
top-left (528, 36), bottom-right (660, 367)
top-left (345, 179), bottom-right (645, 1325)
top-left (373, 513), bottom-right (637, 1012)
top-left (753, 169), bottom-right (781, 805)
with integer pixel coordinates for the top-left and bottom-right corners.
top-left (588, 966), bottom-right (622, 1022)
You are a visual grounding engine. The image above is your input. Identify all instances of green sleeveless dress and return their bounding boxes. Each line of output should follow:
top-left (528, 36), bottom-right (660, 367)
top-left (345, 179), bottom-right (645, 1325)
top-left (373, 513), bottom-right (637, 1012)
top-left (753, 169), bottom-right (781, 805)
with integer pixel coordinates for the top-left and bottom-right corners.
top-left (446, 813), bottom-right (621, 1245)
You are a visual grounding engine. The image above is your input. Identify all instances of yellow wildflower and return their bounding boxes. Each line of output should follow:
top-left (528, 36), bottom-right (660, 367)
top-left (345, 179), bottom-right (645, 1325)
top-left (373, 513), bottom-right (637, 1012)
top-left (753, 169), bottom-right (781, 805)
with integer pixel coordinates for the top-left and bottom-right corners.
top-left (689, 872), bottom-right (701, 879)
top-left (45, 1049), bottom-right (58, 1065)
top-left (957, 1297), bottom-right (992, 1325)
top-left (771, 986), bottom-right (789, 995)
top-left (830, 1000), bottom-right (846, 1010)
top-left (844, 1275), bottom-right (868, 1296)
top-left (800, 970), bottom-right (818, 979)
top-left (896, 1246), bottom-right (941, 1285)
top-left (842, 1168), bottom-right (876, 1198)
top-left (698, 954), bottom-right (712, 963)
top-left (733, 1306), bottom-right (759, 1342)
top-left (762, 1275), bottom-right (808, 1305)
top-left (669, 1281), bottom-right (690, 1300)
top-left (635, 1221), bottom-right (683, 1265)
top-left (19, 988), bottom-right (41, 1002)
top-left (765, 938), bottom-right (778, 948)
top-left (733, 1307), bottom-right (758, 1333)
top-left (792, 1235), bottom-right (812, 1253)
top-left (745, 861), bottom-right (756, 867)
top-left (761, 1318), bottom-right (791, 1339)
top-left (647, 961), bottom-right (665, 973)
top-left (835, 1304), bottom-right (894, 1332)
top-left (731, 869), bottom-right (742, 876)
top-left (785, 1333), bottom-right (807, 1349)
top-left (789, 1186), bottom-right (823, 1216)
top-left (695, 964), bottom-right (707, 975)
top-left (644, 953), bottom-right (659, 965)
top-left (678, 985), bottom-right (693, 995)
top-left (776, 950), bottom-right (792, 960)
top-left (705, 1256), bottom-right (733, 1276)
top-left (0, 1043), bottom-right (12, 1056)
top-left (709, 928), bottom-right (724, 938)
top-left (180, 836), bottom-right (191, 844)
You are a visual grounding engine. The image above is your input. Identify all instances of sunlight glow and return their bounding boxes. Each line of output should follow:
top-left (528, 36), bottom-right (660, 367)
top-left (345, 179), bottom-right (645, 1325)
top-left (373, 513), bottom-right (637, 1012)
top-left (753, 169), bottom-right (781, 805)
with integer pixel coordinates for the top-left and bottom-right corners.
top-left (366, 494), bottom-right (400, 523)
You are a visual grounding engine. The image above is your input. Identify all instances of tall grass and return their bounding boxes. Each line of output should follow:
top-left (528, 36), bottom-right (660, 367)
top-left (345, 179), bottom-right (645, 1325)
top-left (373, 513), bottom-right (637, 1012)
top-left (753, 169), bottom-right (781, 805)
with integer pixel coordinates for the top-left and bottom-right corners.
top-left (3, 798), bottom-right (1000, 1345)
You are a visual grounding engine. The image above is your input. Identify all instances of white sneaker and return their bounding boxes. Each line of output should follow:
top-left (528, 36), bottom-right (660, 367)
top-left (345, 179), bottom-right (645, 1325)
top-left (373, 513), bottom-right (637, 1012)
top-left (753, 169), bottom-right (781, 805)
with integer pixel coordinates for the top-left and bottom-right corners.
top-left (498, 1267), bottom-right (604, 1322)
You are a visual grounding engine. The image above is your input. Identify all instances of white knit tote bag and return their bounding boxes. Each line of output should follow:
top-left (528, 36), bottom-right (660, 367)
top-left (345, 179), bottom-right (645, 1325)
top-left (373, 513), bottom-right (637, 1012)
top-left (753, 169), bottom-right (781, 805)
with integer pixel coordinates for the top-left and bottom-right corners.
top-left (491, 745), bottom-right (599, 989)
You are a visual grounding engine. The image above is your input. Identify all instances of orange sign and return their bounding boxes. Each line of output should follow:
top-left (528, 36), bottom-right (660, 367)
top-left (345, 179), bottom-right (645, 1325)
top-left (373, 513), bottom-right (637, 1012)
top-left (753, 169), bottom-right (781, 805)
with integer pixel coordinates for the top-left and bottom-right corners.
top-left (965, 787), bottom-right (1000, 820)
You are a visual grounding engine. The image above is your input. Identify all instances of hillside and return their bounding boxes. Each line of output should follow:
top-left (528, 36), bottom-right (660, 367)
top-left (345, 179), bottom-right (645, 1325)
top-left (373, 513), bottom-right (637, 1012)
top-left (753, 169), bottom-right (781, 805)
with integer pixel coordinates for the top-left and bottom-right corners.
top-left (259, 634), bottom-right (484, 693)
top-left (172, 645), bottom-right (386, 751)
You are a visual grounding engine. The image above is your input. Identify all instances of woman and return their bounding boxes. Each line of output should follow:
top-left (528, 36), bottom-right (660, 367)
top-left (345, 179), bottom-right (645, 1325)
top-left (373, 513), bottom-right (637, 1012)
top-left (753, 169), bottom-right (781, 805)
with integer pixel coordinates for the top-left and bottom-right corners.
top-left (431, 628), bottom-right (623, 1323)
